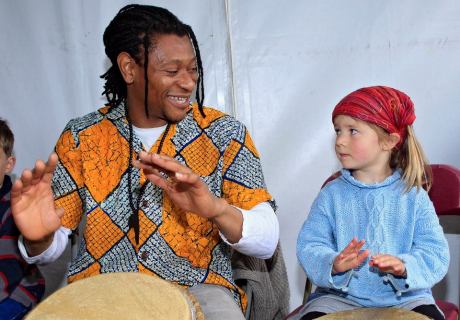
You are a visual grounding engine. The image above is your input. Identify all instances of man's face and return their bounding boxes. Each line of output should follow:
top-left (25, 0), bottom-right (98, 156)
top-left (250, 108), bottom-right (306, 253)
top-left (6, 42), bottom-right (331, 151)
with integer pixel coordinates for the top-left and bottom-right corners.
top-left (0, 147), bottom-right (15, 187)
top-left (131, 34), bottom-right (198, 126)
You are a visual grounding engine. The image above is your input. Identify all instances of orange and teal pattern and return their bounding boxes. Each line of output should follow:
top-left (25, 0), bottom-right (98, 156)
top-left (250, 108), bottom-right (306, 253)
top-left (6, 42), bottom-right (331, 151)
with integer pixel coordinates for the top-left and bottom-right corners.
top-left (51, 103), bottom-right (273, 308)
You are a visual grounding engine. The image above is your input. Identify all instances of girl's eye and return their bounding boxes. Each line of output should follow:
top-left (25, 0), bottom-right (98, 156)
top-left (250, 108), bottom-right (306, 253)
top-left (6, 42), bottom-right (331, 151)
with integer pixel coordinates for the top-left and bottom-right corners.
top-left (334, 128), bottom-right (340, 135)
top-left (350, 128), bottom-right (358, 135)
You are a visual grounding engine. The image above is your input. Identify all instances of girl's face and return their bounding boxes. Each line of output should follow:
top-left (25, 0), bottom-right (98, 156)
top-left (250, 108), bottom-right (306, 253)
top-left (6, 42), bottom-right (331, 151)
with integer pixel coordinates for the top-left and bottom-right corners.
top-left (333, 115), bottom-right (392, 180)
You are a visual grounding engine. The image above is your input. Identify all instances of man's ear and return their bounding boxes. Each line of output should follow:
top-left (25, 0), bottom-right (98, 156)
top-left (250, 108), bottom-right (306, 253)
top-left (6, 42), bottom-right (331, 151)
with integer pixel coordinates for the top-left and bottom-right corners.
top-left (383, 133), bottom-right (400, 151)
top-left (117, 52), bottom-right (137, 84)
top-left (5, 155), bottom-right (15, 174)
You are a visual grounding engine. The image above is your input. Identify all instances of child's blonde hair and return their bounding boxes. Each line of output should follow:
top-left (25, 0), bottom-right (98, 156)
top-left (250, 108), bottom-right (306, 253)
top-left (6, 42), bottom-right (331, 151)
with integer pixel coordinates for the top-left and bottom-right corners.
top-left (370, 123), bottom-right (432, 191)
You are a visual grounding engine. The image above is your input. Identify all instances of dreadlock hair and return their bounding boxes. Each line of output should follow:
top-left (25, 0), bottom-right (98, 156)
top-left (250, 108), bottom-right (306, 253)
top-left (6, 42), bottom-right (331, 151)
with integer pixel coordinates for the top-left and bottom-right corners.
top-left (0, 118), bottom-right (14, 157)
top-left (100, 4), bottom-right (205, 118)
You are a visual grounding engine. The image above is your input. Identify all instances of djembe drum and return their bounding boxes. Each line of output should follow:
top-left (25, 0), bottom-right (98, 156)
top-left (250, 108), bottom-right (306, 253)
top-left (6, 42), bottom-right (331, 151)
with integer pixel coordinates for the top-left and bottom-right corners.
top-left (319, 307), bottom-right (430, 320)
top-left (26, 272), bottom-right (205, 320)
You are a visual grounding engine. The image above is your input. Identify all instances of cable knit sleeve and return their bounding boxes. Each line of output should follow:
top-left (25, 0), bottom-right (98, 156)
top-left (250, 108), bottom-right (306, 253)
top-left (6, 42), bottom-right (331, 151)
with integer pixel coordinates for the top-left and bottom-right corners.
top-left (392, 191), bottom-right (450, 292)
top-left (297, 193), bottom-right (353, 290)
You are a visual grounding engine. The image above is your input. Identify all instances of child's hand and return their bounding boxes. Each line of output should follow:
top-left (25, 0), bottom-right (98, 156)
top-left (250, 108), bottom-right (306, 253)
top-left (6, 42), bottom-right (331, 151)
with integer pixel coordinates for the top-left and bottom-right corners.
top-left (332, 237), bottom-right (369, 274)
top-left (369, 254), bottom-right (406, 277)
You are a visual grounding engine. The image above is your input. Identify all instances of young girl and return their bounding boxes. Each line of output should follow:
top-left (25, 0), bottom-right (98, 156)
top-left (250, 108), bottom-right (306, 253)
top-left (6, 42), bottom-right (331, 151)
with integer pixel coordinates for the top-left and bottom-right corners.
top-left (294, 86), bottom-right (450, 320)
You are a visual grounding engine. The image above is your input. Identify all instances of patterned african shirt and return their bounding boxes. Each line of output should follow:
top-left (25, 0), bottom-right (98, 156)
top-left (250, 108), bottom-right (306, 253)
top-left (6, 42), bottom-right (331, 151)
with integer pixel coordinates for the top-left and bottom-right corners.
top-left (52, 103), bottom-right (273, 308)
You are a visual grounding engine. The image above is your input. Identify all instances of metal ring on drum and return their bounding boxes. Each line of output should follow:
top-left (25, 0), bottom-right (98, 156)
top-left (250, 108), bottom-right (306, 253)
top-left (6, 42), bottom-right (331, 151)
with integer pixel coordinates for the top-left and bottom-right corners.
top-left (318, 307), bottom-right (430, 320)
top-left (25, 272), bottom-right (205, 320)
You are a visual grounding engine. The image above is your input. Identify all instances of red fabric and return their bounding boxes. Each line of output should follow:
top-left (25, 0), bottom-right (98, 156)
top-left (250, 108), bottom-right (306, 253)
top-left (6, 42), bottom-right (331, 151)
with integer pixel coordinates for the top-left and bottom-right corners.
top-left (436, 299), bottom-right (459, 320)
top-left (332, 86), bottom-right (416, 148)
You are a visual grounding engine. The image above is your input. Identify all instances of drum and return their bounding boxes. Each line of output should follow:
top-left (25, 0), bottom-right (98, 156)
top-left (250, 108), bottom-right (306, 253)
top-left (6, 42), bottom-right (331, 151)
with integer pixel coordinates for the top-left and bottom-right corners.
top-left (26, 272), bottom-right (205, 320)
top-left (319, 307), bottom-right (430, 320)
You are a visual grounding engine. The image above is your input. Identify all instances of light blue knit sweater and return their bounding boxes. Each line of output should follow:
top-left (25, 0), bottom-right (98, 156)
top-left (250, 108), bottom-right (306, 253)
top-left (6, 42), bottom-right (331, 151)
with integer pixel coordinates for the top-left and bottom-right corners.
top-left (297, 169), bottom-right (450, 307)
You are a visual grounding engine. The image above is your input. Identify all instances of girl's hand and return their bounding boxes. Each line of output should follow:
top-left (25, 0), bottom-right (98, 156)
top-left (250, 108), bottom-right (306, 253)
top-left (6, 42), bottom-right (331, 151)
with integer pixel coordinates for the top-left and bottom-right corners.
top-left (369, 254), bottom-right (407, 277)
top-left (332, 237), bottom-right (369, 274)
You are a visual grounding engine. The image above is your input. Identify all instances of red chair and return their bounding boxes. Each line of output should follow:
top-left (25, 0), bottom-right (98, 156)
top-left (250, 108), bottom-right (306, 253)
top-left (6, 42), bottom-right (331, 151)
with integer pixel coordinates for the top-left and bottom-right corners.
top-left (428, 164), bottom-right (460, 320)
top-left (286, 165), bottom-right (460, 320)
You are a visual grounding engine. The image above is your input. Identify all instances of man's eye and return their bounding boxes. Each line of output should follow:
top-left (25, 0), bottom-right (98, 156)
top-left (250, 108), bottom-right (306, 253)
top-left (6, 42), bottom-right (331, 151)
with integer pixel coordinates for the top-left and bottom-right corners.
top-left (166, 70), bottom-right (178, 75)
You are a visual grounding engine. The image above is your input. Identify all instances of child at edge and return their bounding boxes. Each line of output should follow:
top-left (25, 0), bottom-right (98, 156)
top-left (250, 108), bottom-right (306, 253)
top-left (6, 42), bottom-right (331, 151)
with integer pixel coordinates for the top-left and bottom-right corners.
top-left (293, 86), bottom-right (450, 320)
top-left (0, 119), bottom-right (44, 319)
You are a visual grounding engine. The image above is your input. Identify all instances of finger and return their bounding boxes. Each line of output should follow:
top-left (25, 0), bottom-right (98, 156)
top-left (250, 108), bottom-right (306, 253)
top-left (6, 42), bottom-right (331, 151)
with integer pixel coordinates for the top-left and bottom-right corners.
top-left (30, 160), bottom-right (47, 185)
top-left (140, 152), bottom-right (191, 174)
top-left (132, 157), bottom-right (163, 172)
top-left (355, 249), bottom-right (369, 266)
top-left (132, 160), bottom-right (166, 176)
top-left (371, 254), bottom-right (393, 266)
top-left (175, 171), bottom-right (200, 186)
top-left (10, 179), bottom-right (24, 206)
top-left (354, 239), bottom-right (366, 252)
top-left (19, 169), bottom-right (34, 192)
top-left (42, 153), bottom-right (59, 183)
top-left (341, 238), bottom-right (358, 255)
top-left (340, 252), bottom-right (359, 264)
top-left (144, 171), bottom-right (171, 190)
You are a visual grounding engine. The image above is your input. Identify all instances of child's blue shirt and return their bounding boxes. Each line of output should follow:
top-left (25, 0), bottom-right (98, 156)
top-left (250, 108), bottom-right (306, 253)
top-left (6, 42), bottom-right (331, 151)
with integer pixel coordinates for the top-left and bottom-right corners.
top-left (297, 169), bottom-right (450, 307)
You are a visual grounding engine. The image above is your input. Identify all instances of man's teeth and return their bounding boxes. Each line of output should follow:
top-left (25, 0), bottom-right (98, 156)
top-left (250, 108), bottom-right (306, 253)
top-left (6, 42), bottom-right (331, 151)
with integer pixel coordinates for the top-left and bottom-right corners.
top-left (170, 96), bottom-right (187, 103)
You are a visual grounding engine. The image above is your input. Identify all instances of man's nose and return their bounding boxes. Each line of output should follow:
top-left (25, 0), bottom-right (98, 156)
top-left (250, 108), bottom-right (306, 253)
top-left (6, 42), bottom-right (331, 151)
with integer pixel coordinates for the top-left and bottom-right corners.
top-left (178, 71), bottom-right (197, 91)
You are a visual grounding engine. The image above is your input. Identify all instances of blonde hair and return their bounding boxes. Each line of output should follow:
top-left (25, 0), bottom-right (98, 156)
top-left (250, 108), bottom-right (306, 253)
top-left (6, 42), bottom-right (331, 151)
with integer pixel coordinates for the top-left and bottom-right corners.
top-left (367, 123), bottom-right (431, 192)
top-left (391, 126), bottom-right (432, 192)
top-left (368, 125), bottom-right (431, 192)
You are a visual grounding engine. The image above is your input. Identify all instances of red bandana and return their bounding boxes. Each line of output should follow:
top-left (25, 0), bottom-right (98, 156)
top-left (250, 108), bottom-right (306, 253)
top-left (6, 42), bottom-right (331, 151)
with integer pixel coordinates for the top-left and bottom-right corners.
top-left (332, 86), bottom-right (416, 148)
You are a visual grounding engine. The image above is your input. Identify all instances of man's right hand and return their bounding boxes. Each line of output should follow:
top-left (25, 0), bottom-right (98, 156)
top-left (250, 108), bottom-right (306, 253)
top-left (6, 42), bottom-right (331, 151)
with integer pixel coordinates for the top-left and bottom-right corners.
top-left (10, 153), bottom-right (63, 255)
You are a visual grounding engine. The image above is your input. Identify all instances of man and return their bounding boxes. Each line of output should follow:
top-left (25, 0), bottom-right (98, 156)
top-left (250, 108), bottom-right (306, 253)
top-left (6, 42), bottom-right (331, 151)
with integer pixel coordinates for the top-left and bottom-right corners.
top-left (11, 4), bottom-right (278, 319)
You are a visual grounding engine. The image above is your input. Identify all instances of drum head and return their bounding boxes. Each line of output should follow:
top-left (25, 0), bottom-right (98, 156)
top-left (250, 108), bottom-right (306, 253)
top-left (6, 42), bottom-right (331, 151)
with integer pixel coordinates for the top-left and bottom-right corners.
top-left (319, 307), bottom-right (430, 320)
top-left (26, 272), bottom-right (204, 320)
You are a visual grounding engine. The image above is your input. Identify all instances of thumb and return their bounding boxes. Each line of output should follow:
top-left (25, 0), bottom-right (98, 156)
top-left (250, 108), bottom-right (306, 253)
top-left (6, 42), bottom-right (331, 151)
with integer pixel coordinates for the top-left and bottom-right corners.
top-left (55, 207), bottom-right (65, 219)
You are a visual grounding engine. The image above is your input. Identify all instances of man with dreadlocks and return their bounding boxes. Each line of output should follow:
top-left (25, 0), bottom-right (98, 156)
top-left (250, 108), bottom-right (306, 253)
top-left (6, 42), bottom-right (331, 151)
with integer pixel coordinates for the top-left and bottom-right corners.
top-left (10, 4), bottom-right (278, 319)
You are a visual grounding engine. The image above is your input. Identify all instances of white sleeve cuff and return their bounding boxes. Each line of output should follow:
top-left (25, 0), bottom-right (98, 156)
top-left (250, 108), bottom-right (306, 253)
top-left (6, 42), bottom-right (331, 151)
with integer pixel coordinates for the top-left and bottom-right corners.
top-left (220, 202), bottom-right (279, 259)
top-left (18, 226), bottom-right (72, 265)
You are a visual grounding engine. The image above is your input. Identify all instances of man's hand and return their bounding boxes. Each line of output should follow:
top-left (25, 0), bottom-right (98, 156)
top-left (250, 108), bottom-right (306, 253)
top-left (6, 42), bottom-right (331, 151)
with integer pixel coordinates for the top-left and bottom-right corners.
top-left (369, 254), bottom-right (407, 277)
top-left (133, 151), bottom-right (227, 218)
top-left (332, 237), bottom-right (369, 274)
top-left (133, 151), bottom-right (243, 242)
top-left (10, 153), bottom-right (63, 254)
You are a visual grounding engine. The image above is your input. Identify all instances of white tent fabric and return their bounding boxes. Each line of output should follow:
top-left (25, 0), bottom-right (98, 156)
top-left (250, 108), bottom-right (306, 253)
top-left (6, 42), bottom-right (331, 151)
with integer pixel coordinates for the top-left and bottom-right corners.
top-left (1, 0), bottom-right (459, 310)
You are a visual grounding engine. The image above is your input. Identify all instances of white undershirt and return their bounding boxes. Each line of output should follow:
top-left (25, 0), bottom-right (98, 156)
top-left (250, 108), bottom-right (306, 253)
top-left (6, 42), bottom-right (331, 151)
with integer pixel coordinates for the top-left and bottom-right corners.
top-left (133, 125), bottom-right (167, 151)
top-left (18, 127), bottom-right (279, 263)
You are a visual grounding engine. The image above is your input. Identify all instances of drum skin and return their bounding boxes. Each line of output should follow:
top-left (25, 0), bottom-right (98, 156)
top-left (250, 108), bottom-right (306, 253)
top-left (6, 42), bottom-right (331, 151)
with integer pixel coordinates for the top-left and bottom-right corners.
top-left (319, 307), bottom-right (430, 320)
top-left (26, 272), bottom-right (205, 320)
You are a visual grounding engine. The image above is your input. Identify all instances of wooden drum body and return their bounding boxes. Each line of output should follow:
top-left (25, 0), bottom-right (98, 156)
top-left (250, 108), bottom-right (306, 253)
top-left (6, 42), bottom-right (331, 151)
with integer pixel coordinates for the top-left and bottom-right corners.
top-left (26, 272), bottom-right (205, 320)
